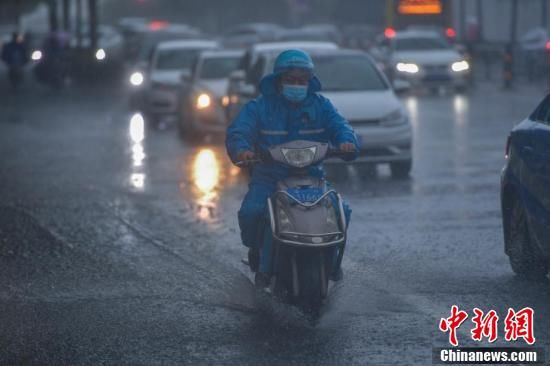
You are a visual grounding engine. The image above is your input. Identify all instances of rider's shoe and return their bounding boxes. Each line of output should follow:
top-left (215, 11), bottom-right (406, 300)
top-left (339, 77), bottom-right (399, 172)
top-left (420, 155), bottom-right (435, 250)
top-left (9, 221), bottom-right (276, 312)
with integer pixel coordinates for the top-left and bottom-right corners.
top-left (330, 267), bottom-right (344, 282)
top-left (248, 248), bottom-right (259, 272)
top-left (254, 272), bottom-right (271, 288)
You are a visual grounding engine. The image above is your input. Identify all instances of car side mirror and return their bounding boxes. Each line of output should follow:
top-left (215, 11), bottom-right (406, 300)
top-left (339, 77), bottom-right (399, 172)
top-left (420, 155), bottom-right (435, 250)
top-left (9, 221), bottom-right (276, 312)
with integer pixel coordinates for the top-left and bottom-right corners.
top-left (238, 83), bottom-right (256, 97)
top-left (393, 79), bottom-right (411, 94)
top-left (229, 69), bottom-right (246, 84)
top-left (454, 44), bottom-right (466, 55)
top-left (180, 70), bottom-right (191, 83)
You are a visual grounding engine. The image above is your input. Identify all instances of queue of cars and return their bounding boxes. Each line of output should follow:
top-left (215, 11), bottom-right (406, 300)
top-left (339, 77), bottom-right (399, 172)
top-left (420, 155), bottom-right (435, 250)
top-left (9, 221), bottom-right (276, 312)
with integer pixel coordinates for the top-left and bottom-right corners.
top-left (123, 22), bottom-right (417, 177)
top-left (121, 23), bottom-right (474, 181)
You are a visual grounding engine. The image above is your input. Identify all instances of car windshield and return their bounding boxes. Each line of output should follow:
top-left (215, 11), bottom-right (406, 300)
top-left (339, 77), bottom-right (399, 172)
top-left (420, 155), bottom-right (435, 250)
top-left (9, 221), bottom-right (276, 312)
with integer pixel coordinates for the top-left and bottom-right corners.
top-left (155, 48), bottom-right (201, 70)
top-left (263, 54), bottom-right (387, 91)
top-left (313, 54), bottom-right (388, 91)
top-left (200, 57), bottom-right (241, 79)
top-left (135, 32), bottom-right (195, 61)
top-left (394, 37), bottom-right (449, 51)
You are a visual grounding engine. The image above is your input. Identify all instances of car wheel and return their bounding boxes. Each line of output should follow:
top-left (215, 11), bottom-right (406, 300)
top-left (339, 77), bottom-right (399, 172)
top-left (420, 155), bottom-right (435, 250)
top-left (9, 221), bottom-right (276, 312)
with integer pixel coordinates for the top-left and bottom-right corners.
top-left (454, 85), bottom-right (468, 94)
top-left (390, 160), bottom-right (412, 179)
top-left (325, 164), bottom-right (348, 181)
top-left (356, 163), bottom-right (377, 179)
top-left (507, 200), bottom-right (549, 279)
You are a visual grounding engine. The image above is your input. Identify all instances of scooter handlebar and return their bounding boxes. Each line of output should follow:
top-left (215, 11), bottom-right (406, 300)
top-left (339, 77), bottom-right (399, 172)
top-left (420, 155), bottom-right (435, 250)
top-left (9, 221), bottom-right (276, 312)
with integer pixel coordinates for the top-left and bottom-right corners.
top-left (327, 148), bottom-right (358, 160)
top-left (235, 159), bottom-right (262, 167)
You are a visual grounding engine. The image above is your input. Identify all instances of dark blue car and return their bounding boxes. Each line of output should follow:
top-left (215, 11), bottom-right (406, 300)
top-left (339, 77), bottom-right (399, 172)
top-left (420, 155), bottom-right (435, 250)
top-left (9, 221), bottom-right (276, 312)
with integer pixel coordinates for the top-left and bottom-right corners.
top-left (501, 93), bottom-right (550, 279)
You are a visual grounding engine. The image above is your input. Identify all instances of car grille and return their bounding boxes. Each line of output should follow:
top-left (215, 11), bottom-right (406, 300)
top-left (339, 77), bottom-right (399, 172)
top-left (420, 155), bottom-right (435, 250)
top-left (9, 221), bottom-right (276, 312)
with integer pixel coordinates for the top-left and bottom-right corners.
top-left (423, 64), bottom-right (449, 73)
top-left (349, 118), bottom-right (381, 126)
top-left (152, 82), bottom-right (179, 92)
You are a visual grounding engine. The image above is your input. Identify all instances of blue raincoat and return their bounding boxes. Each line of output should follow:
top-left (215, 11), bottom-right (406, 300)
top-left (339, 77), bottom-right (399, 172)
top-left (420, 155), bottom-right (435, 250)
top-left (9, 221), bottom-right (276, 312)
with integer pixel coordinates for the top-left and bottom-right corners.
top-left (225, 49), bottom-right (358, 261)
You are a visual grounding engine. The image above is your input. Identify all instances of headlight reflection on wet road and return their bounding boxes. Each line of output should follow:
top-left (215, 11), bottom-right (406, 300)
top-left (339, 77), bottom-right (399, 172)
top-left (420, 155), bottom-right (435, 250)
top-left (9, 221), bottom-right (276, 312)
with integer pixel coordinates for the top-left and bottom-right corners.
top-left (129, 113), bottom-right (146, 190)
top-left (192, 148), bottom-right (220, 221)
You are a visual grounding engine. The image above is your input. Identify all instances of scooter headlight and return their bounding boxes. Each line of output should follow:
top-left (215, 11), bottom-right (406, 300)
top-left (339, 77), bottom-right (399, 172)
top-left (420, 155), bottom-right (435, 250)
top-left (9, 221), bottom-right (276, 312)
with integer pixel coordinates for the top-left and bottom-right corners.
top-left (281, 146), bottom-right (317, 168)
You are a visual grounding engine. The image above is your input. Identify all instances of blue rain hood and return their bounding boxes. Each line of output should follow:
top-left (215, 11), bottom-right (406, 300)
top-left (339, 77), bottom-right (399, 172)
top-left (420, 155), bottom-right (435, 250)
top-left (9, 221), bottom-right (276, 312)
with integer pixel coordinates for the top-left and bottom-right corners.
top-left (259, 49), bottom-right (322, 96)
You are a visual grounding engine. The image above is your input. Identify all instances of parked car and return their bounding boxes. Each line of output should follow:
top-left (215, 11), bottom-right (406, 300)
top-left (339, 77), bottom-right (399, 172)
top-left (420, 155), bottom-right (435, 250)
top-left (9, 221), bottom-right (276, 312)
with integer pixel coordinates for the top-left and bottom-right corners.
top-left (224, 41), bottom-right (339, 122)
top-left (143, 39), bottom-right (218, 125)
top-left (230, 48), bottom-right (413, 178)
top-left (501, 93), bottom-right (550, 279)
top-left (370, 30), bottom-right (469, 92)
top-left (178, 49), bottom-right (244, 140)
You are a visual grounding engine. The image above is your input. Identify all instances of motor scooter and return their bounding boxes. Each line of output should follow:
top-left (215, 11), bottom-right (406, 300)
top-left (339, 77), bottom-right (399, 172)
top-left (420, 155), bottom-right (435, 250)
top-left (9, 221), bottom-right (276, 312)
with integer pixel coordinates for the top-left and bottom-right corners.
top-left (239, 140), bottom-right (353, 318)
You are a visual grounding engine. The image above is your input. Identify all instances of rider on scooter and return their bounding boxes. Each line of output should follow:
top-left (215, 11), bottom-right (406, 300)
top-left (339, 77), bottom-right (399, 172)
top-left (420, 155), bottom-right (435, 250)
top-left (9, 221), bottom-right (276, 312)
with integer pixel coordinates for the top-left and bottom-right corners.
top-left (225, 49), bottom-right (359, 286)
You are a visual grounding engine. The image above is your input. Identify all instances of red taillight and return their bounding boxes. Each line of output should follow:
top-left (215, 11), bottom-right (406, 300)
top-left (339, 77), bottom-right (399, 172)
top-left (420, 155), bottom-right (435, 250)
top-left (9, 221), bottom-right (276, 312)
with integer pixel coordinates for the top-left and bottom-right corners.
top-left (446, 27), bottom-right (456, 38)
top-left (546, 41), bottom-right (550, 50)
top-left (505, 136), bottom-right (511, 158)
top-left (384, 27), bottom-right (396, 39)
top-left (149, 20), bottom-right (168, 31)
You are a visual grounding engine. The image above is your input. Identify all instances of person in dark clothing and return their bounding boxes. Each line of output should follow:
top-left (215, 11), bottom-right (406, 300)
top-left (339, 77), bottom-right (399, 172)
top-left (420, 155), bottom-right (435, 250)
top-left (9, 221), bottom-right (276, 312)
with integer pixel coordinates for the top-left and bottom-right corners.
top-left (1, 32), bottom-right (29, 88)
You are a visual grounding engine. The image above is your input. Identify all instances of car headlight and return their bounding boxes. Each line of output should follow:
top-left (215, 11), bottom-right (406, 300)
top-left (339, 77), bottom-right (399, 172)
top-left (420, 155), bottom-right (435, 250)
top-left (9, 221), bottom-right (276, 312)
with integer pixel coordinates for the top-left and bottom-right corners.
top-left (31, 50), bottom-right (42, 61)
top-left (130, 71), bottom-right (144, 86)
top-left (451, 60), bottom-right (469, 72)
top-left (380, 109), bottom-right (407, 127)
top-left (281, 146), bottom-right (317, 168)
top-left (95, 48), bottom-right (106, 61)
top-left (196, 93), bottom-right (211, 109)
top-left (396, 62), bottom-right (419, 74)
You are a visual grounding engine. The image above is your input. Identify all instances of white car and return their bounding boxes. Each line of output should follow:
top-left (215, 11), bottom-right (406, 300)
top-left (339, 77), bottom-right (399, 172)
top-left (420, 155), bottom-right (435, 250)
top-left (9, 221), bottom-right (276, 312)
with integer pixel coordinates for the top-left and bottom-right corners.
top-left (178, 49), bottom-right (244, 139)
top-left (145, 39), bottom-right (218, 124)
top-left (225, 41), bottom-right (339, 122)
top-left (239, 49), bottom-right (413, 178)
top-left (372, 30), bottom-right (470, 92)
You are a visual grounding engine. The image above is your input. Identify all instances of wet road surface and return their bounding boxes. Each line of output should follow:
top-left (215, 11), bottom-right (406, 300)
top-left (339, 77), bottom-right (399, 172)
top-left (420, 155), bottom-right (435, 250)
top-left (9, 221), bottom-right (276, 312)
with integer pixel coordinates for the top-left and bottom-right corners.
top-left (1, 76), bottom-right (550, 365)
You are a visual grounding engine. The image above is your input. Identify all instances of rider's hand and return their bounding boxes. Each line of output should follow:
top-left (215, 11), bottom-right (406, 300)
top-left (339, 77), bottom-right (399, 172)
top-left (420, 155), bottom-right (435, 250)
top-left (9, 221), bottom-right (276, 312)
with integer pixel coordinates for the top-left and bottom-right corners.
top-left (237, 150), bottom-right (256, 162)
top-left (339, 143), bottom-right (356, 152)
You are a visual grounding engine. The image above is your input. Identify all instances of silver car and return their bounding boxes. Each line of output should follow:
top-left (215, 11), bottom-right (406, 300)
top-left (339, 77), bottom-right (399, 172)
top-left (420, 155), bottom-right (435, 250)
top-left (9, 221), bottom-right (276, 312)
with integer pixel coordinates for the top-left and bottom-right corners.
top-left (145, 39), bottom-right (218, 124)
top-left (178, 49), bottom-right (244, 140)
